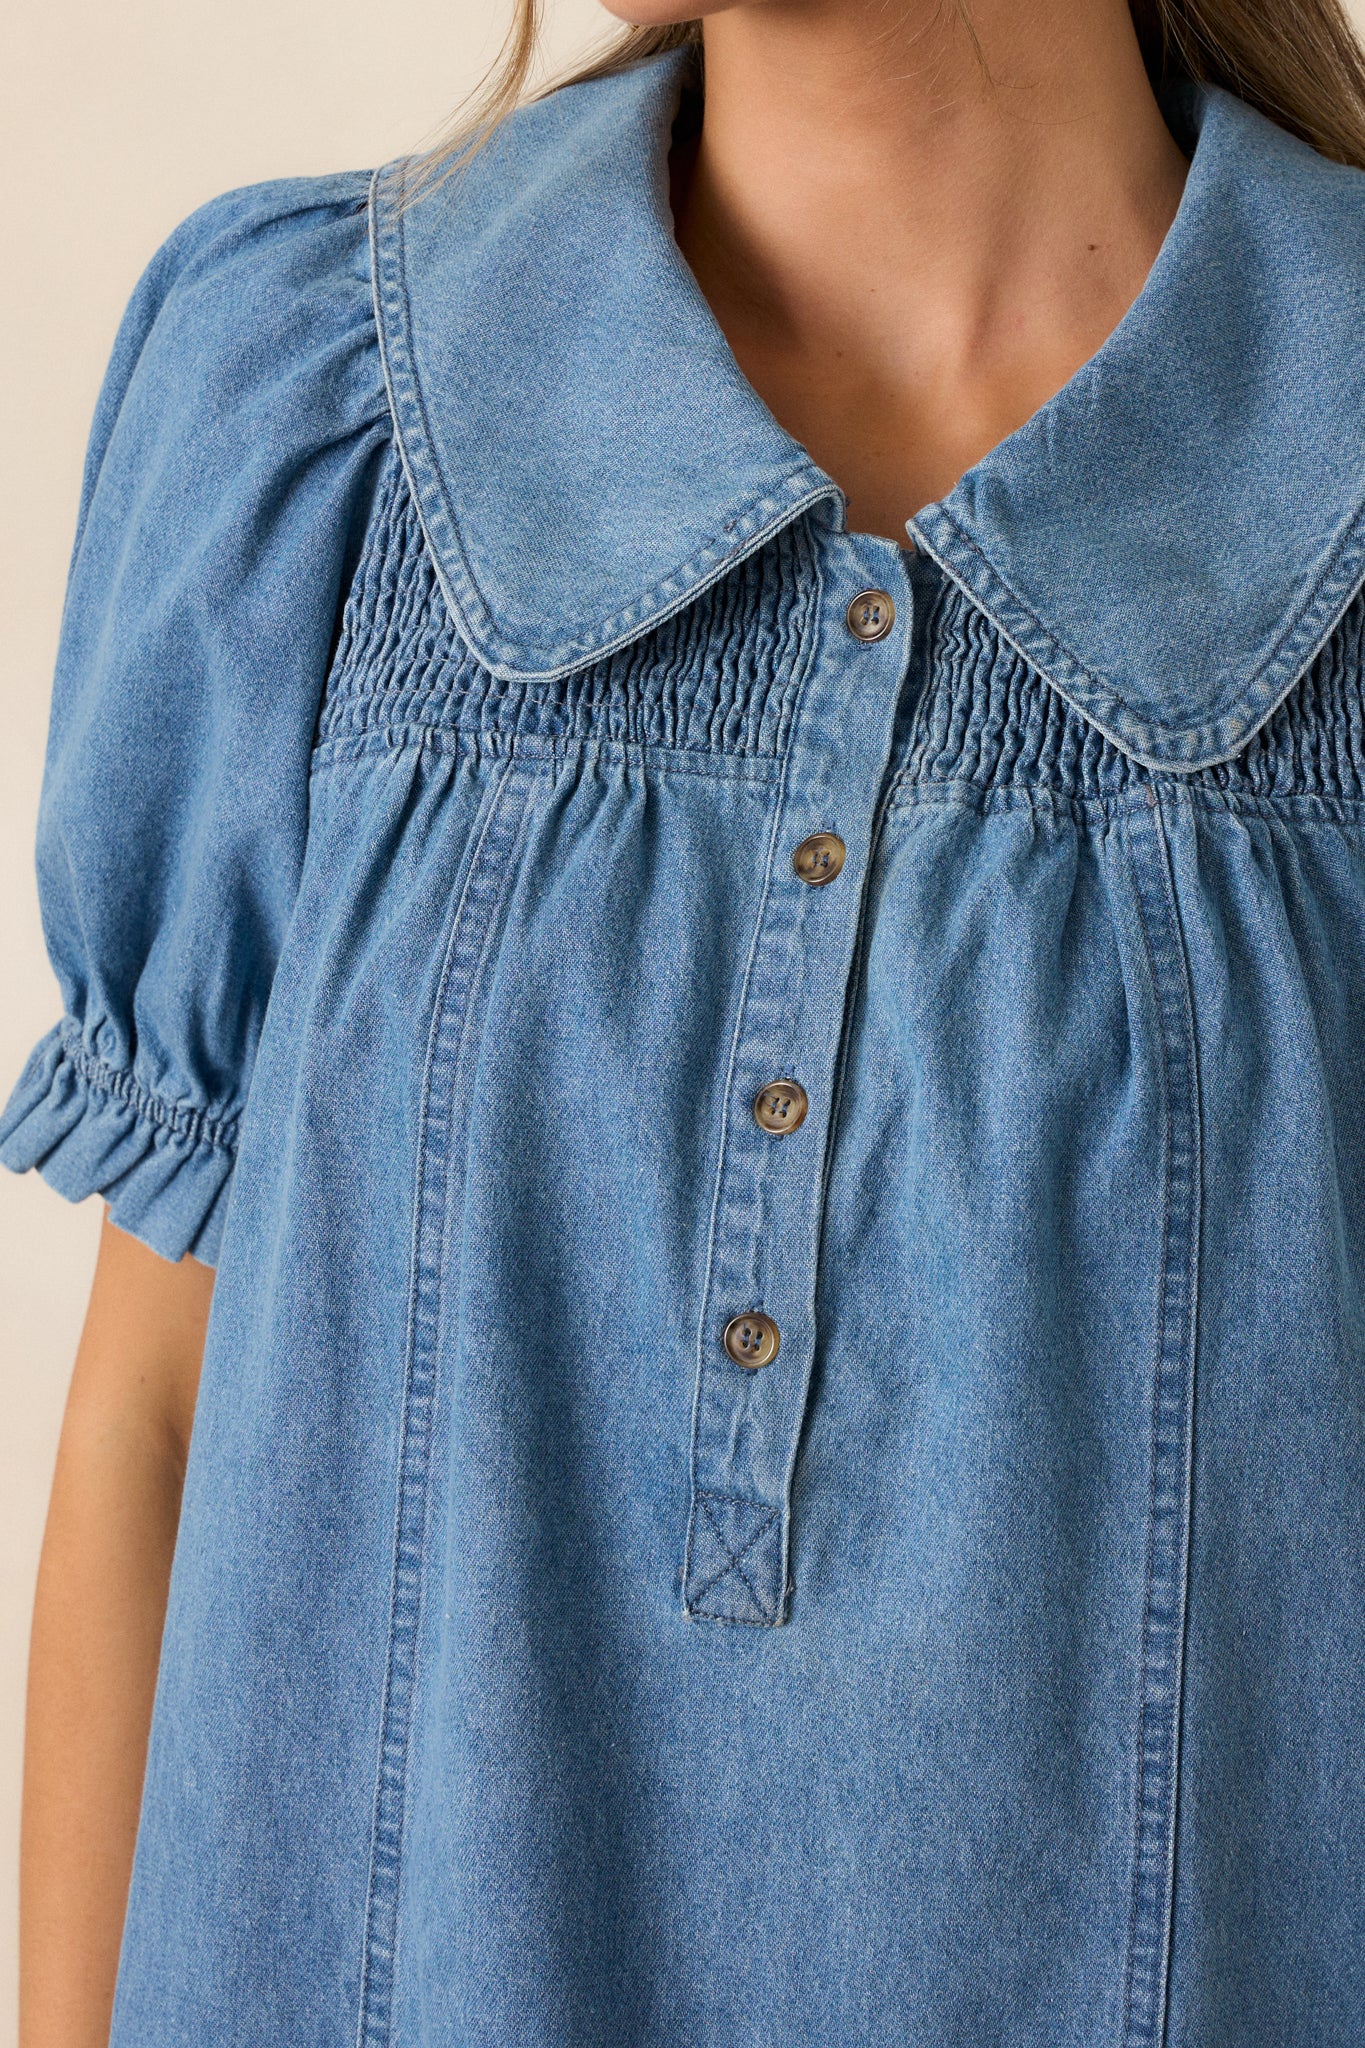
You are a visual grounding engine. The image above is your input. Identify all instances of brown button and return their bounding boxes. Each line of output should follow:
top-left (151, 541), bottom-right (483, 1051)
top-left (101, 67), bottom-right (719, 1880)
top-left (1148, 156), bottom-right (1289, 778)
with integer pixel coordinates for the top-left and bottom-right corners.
top-left (722, 1311), bottom-right (781, 1369)
top-left (753, 1079), bottom-right (809, 1134)
top-left (846, 589), bottom-right (895, 641)
top-left (792, 831), bottom-right (846, 886)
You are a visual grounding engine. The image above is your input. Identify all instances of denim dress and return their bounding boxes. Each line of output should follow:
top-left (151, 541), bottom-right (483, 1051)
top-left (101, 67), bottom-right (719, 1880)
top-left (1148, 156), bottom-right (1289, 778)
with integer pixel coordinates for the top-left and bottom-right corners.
top-left (6, 39), bottom-right (1365, 2048)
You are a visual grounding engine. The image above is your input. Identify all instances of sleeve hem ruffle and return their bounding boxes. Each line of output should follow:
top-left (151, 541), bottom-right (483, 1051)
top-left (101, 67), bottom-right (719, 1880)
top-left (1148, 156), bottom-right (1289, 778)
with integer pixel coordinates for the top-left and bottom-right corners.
top-left (0, 1024), bottom-right (235, 1266)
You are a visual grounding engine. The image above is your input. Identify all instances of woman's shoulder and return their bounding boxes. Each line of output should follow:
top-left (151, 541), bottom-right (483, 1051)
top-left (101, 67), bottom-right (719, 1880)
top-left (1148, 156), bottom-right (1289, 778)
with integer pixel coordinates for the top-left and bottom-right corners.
top-left (167, 167), bottom-right (373, 239)
top-left (77, 170), bottom-right (389, 554)
top-left (120, 168), bottom-right (378, 375)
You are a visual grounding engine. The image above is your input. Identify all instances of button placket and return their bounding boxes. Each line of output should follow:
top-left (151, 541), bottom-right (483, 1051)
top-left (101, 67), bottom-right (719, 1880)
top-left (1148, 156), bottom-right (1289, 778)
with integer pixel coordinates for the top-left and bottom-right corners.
top-left (683, 538), bottom-right (914, 1626)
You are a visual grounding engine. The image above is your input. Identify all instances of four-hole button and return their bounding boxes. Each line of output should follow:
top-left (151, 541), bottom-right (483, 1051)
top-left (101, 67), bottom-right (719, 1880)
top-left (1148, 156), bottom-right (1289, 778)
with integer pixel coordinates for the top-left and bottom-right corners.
top-left (723, 1312), bottom-right (781, 1370)
top-left (792, 832), bottom-right (845, 886)
top-left (754, 1079), bottom-right (809, 1134)
top-left (846, 588), bottom-right (895, 642)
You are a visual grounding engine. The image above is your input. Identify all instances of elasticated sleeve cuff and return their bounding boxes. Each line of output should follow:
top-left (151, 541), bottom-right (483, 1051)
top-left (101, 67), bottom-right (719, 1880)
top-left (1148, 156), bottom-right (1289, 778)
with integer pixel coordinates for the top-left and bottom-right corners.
top-left (0, 1025), bottom-right (235, 1265)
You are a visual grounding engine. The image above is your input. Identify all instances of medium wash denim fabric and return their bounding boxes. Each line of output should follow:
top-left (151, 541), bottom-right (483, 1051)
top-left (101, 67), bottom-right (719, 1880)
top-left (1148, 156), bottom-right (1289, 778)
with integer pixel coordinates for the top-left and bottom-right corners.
top-left (5, 39), bottom-right (1365, 2048)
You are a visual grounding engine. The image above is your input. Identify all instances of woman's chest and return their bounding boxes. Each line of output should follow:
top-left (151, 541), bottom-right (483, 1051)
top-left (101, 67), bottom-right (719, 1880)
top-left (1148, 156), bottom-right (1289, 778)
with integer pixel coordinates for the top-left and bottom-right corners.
top-left (243, 450), bottom-right (1365, 1526)
top-left (162, 443), bottom-right (1365, 2048)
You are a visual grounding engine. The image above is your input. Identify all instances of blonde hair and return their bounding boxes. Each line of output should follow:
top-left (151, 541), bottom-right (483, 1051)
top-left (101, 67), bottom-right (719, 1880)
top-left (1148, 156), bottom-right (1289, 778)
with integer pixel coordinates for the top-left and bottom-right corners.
top-left (412, 0), bottom-right (1365, 192)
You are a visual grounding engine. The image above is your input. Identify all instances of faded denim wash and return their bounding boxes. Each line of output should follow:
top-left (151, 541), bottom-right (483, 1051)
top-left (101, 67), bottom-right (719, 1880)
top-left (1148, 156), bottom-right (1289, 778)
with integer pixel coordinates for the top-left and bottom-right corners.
top-left (5, 38), bottom-right (1365, 2048)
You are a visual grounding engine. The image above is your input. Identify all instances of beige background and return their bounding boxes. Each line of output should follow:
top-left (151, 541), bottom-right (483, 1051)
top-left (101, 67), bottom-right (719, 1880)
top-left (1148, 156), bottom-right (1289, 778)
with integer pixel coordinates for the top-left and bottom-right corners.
top-left (8, 7), bottom-right (1365, 2042)
top-left (0, 2), bottom-right (610, 2036)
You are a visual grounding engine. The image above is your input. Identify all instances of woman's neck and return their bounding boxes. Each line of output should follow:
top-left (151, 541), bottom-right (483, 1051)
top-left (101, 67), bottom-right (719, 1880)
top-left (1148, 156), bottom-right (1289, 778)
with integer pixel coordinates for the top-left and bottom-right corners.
top-left (669, 0), bottom-right (1190, 538)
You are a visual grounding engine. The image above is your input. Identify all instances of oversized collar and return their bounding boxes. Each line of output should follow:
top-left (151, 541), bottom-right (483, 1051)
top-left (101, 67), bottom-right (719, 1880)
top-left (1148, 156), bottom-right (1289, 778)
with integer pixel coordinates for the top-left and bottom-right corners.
top-left (371, 43), bottom-right (1365, 771)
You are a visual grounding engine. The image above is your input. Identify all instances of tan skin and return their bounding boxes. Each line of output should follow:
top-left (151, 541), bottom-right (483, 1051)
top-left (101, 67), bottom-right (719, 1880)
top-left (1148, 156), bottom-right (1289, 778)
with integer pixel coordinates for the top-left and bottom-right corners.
top-left (20, 4), bottom-right (1186, 2042)
top-left (23, 1216), bottom-right (212, 2048)
top-left (648, 0), bottom-right (1188, 535)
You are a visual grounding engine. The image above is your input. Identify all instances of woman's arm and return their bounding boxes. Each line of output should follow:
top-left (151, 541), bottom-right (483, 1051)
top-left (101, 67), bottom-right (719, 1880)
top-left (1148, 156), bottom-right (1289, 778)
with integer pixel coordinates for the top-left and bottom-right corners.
top-left (20, 1211), bottom-right (213, 2048)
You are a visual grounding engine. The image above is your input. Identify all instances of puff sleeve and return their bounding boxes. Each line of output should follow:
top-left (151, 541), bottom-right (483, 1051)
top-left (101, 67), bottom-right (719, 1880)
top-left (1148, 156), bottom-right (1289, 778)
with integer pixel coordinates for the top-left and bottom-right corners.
top-left (0, 173), bottom-right (391, 1264)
